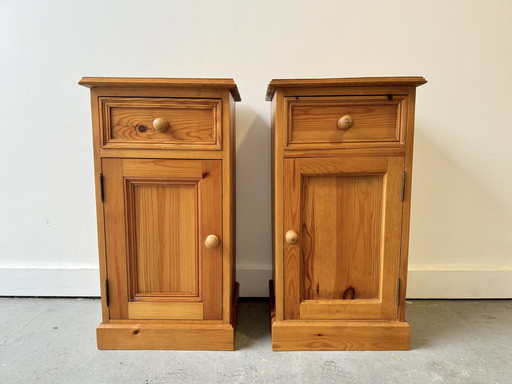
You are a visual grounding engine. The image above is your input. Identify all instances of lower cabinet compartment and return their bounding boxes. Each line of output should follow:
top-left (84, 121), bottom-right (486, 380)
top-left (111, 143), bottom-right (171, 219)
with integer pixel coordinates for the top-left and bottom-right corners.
top-left (269, 280), bottom-right (409, 351)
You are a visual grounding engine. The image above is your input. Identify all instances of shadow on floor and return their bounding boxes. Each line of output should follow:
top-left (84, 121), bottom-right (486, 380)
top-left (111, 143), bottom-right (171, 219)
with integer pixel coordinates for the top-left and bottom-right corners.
top-left (235, 298), bottom-right (271, 350)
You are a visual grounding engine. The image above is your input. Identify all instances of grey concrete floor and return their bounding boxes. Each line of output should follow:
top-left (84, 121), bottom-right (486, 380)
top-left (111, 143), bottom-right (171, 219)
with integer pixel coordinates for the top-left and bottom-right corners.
top-left (0, 298), bottom-right (511, 384)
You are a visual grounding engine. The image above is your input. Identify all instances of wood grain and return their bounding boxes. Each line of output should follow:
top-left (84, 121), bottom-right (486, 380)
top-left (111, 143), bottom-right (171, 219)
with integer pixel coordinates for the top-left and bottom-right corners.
top-left (272, 90), bottom-right (286, 320)
top-left (100, 97), bottom-right (221, 150)
top-left (300, 300), bottom-right (381, 319)
top-left (282, 156), bottom-right (403, 321)
top-left (79, 77), bottom-right (241, 101)
top-left (288, 96), bottom-right (402, 147)
top-left (123, 158), bottom-right (203, 179)
top-left (300, 156), bottom-right (389, 175)
top-left (199, 160), bottom-right (223, 320)
top-left (103, 159), bottom-right (223, 321)
top-left (282, 147), bottom-right (406, 159)
top-left (128, 302), bottom-right (203, 320)
top-left (266, 76), bottom-right (426, 101)
top-left (271, 320), bottom-right (410, 351)
top-left (282, 158), bottom-right (302, 319)
top-left (98, 148), bottom-right (224, 160)
top-left (97, 323), bottom-right (235, 350)
top-left (82, 78), bottom-right (239, 350)
top-left (128, 181), bottom-right (198, 296)
top-left (268, 77), bottom-right (425, 350)
top-left (102, 158), bottom-right (129, 319)
top-left (222, 93), bottom-right (237, 324)
top-left (90, 90), bottom-right (109, 323)
top-left (399, 87), bottom-right (418, 321)
top-left (302, 174), bottom-right (383, 301)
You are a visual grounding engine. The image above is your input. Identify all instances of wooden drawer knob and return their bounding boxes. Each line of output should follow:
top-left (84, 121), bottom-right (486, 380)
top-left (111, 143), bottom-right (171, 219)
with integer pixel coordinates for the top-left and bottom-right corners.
top-left (153, 118), bottom-right (169, 133)
top-left (338, 115), bottom-right (354, 130)
top-left (205, 234), bottom-right (220, 249)
top-left (285, 230), bottom-right (299, 244)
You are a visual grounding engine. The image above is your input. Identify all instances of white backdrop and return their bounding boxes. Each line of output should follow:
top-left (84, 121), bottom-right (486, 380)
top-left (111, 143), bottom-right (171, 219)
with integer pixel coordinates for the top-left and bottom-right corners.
top-left (1, 0), bottom-right (511, 297)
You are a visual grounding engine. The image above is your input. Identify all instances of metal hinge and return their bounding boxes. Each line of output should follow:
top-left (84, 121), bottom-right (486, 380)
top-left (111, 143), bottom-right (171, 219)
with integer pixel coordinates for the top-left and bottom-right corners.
top-left (397, 279), bottom-right (401, 306)
top-left (401, 171), bottom-right (406, 201)
top-left (99, 173), bottom-right (105, 203)
top-left (105, 279), bottom-right (110, 307)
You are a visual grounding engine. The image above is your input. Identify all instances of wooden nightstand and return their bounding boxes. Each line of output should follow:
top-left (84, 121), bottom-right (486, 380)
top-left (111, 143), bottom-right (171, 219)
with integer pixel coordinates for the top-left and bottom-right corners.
top-left (80, 77), bottom-right (240, 350)
top-left (267, 77), bottom-right (426, 351)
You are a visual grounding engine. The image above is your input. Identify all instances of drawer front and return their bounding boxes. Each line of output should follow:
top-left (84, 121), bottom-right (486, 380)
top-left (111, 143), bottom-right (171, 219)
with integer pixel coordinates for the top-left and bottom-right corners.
top-left (286, 96), bottom-right (406, 149)
top-left (100, 97), bottom-right (222, 150)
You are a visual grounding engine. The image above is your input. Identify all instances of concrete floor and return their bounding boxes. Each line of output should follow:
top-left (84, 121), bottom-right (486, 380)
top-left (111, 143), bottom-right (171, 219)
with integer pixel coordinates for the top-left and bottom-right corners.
top-left (0, 299), bottom-right (511, 384)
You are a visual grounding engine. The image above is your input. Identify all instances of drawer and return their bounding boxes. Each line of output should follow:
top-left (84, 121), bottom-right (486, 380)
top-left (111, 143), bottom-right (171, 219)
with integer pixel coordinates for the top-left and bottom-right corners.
top-left (99, 97), bottom-right (222, 150)
top-left (286, 95), bottom-right (406, 149)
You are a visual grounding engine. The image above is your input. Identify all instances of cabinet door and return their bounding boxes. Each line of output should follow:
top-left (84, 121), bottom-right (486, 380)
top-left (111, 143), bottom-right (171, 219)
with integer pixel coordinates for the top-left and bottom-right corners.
top-left (283, 156), bottom-right (404, 320)
top-left (102, 158), bottom-right (222, 320)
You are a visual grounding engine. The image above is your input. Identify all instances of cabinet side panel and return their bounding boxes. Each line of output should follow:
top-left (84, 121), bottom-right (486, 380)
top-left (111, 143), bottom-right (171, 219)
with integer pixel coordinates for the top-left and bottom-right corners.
top-left (90, 89), bottom-right (109, 322)
top-left (102, 158), bottom-right (129, 319)
top-left (273, 92), bottom-right (286, 320)
top-left (221, 93), bottom-right (236, 323)
top-left (399, 88), bottom-right (417, 320)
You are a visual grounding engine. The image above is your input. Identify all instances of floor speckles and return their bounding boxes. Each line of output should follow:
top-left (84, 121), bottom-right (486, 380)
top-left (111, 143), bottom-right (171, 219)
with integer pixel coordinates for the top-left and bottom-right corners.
top-left (0, 298), bottom-right (511, 383)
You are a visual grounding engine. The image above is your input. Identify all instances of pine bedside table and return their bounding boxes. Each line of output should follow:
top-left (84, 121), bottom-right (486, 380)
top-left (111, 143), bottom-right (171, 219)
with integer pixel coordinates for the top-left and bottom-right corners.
top-left (80, 77), bottom-right (240, 350)
top-left (267, 77), bottom-right (426, 351)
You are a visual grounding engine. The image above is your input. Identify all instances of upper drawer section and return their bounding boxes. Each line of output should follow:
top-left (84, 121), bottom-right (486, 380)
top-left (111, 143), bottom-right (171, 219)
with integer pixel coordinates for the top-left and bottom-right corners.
top-left (285, 95), bottom-right (407, 149)
top-left (99, 97), bottom-right (222, 150)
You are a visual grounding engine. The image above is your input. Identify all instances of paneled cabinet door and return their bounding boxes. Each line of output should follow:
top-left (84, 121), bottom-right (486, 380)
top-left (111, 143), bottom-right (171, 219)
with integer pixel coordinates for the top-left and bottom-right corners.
top-left (283, 156), bottom-right (404, 321)
top-left (102, 158), bottom-right (223, 321)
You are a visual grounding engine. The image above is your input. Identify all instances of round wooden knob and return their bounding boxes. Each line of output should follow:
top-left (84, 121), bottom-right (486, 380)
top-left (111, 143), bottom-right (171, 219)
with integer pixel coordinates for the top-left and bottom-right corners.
top-left (338, 115), bottom-right (354, 130)
top-left (153, 118), bottom-right (169, 133)
top-left (205, 234), bottom-right (220, 249)
top-left (285, 230), bottom-right (299, 244)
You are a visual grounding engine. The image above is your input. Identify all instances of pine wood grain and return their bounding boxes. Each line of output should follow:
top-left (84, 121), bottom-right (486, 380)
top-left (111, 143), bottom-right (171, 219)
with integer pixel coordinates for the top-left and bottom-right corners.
top-left (222, 93), bottom-right (237, 323)
top-left (199, 160), bottom-right (223, 320)
top-left (98, 148), bottom-right (224, 160)
top-left (282, 158), bottom-right (301, 319)
top-left (97, 323), bottom-right (235, 350)
top-left (283, 156), bottom-right (403, 321)
top-left (79, 77), bottom-right (241, 101)
top-left (102, 159), bottom-right (222, 321)
top-left (399, 87), bottom-right (418, 321)
top-left (100, 97), bottom-right (221, 150)
top-left (266, 77), bottom-right (426, 101)
top-left (123, 158), bottom-right (203, 178)
top-left (282, 147), bottom-right (406, 158)
top-left (288, 96), bottom-right (403, 147)
top-left (299, 300), bottom-right (382, 319)
top-left (302, 175), bottom-right (383, 301)
top-left (82, 79), bottom-right (239, 350)
top-left (102, 158), bottom-right (129, 319)
top-left (271, 320), bottom-right (410, 351)
top-left (269, 77), bottom-right (425, 350)
top-left (89, 91), bottom-right (109, 323)
top-left (272, 91), bottom-right (286, 320)
top-left (128, 181), bottom-right (198, 296)
top-left (127, 302), bottom-right (203, 320)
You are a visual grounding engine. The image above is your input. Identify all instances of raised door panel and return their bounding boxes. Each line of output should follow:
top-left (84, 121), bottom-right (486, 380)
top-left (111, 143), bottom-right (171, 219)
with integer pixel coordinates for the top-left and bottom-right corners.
top-left (283, 156), bottom-right (404, 320)
top-left (128, 181), bottom-right (198, 297)
top-left (102, 158), bottom-right (223, 321)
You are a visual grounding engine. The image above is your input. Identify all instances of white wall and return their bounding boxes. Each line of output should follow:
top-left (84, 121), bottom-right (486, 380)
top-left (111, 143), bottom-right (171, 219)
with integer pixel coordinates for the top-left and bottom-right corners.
top-left (1, 0), bottom-right (511, 298)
